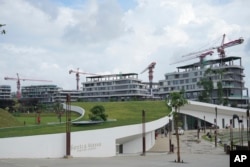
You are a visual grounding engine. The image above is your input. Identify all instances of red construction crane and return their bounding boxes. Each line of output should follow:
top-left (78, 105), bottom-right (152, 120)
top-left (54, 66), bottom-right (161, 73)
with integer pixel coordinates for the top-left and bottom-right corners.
top-left (217, 34), bottom-right (244, 58)
top-left (69, 68), bottom-right (98, 90)
top-left (171, 51), bottom-right (214, 65)
top-left (182, 34), bottom-right (244, 59)
top-left (141, 62), bottom-right (156, 95)
top-left (4, 73), bottom-right (52, 99)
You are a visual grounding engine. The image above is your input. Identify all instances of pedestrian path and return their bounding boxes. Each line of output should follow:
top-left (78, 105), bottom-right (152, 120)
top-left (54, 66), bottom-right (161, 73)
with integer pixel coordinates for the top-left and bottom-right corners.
top-left (148, 130), bottom-right (224, 155)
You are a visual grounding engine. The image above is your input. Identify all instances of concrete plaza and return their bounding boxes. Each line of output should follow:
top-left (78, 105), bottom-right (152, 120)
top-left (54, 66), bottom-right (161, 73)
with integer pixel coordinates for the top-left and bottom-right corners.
top-left (0, 130), bottom-right (229, 167)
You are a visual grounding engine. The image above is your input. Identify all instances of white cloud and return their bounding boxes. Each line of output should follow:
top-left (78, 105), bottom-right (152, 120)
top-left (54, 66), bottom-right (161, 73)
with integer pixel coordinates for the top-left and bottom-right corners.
top-left (0, 0), bottom-right (250, 92)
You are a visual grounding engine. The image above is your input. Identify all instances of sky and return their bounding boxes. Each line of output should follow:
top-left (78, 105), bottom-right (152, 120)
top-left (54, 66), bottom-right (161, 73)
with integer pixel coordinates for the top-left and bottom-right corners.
top-left (1, 0), bottom-right (250, 93)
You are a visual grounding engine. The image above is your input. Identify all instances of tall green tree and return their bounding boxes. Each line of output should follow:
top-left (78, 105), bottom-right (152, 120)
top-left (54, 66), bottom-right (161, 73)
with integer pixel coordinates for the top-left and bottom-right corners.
top-left (197, 68), bottom-right (225, 104)
top-left (165, 91), bottom-right (188, 163)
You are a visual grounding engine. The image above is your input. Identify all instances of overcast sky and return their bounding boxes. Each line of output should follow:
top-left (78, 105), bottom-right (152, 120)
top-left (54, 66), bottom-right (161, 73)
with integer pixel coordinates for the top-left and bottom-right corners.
top-left (1, 0), bottom-right (250, 93)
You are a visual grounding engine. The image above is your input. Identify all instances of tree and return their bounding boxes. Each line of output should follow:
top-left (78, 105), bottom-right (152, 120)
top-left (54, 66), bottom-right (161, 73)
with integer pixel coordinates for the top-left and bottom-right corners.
top-left (197, 77), bottom-right (213, 103)
top-left (53, 102), bottom-right (63, 123)
top-left (198, 68), bottom-right (225, 104)
top-left (165, 91), bottom-right (188, 163)
top-left (0, 24), bottom-right (6, 34)
top-left (89, 105), bottom-right (108, 121)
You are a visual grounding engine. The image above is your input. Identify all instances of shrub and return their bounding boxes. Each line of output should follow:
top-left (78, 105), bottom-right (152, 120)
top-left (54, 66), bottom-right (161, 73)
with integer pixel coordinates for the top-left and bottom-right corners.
top-left (89, 105), bottom-right (108, 121)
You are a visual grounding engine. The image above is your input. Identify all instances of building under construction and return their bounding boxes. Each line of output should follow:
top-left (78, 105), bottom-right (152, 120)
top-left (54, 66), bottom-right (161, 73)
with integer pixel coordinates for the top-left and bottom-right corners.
top-left (158, 56), bottom-right (249, 108)
top-left (81, 73), bottom-right (151, 102)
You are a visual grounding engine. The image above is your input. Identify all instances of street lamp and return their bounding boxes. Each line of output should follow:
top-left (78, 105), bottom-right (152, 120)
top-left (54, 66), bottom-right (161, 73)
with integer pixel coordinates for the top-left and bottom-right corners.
top-left (204, 116), bottom-right (206, 133)
top-left (215, 107), bottom-right (218, 147)
top-left (168, 114), bottom-right (172, 153)
top-left (230, 119), bottom-right (233, 150)
top-left (65, 94), bottom-right (71, 158)
top-left (232, 114), bottom-right (240, 150)
top-left (247, 109), bottom-right (250, 150)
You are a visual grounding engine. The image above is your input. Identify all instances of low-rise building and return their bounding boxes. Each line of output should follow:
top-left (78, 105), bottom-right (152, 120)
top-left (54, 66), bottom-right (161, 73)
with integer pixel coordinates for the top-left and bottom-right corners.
top-left (0, 85), bottom-right (11, 100)
top-left (81, 73), bottom-right (151, 101)
top-left (21, 85), bottom-right (60, 103)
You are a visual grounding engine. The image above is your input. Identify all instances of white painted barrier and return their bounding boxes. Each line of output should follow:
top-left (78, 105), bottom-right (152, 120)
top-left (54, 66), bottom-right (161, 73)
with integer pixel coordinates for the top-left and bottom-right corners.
top-left (62, 103), bottom-right (85, 122)
top-left (1, 100), bottom-right (245, 158)
top-left (0, 116), bottom-right (169, 158)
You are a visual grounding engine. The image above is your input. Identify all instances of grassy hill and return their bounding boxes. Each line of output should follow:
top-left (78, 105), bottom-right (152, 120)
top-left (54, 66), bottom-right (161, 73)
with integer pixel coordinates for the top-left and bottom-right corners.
top-left (0, 101), bottom-right (169, 138)
top-left (0, 108), bottom-right (22, 128)
top-left (76, 101), bottom-right (168, 124)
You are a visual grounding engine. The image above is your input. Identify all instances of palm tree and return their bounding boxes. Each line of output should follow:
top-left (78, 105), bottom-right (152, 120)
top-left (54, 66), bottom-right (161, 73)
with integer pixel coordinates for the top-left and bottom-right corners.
top-left (165, 91), bottom-right (188, 163)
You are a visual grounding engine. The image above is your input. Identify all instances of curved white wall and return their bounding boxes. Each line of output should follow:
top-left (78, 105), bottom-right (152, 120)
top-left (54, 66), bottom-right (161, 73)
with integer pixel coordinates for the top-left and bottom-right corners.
top-left (1, 100), bottom-right (246, 158)
top-left (0, 116), bottom-right (169, 158)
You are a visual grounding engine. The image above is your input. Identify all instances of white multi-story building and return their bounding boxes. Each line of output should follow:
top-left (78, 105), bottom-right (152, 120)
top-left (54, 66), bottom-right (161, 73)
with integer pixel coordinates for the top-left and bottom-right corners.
top-left (157, 56), bottom-right (249, 108)
top-left (21, 85), bottom-right (60, 103)
top-left (0, 85), bottom-right (11, 100)
top-left (81, 73), bottom-right (151, 101)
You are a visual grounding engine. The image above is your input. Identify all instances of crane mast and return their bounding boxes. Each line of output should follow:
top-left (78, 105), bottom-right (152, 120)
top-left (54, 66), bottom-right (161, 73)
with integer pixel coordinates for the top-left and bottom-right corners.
top-left (141, 62), bottom-right (156, 96)
top-left (69, 68), bottom-right (98, 90)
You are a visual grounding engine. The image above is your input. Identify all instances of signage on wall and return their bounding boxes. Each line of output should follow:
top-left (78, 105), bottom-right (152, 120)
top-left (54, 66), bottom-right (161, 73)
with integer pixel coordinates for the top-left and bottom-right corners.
top-left (71, 142), bottom-right (102, 152)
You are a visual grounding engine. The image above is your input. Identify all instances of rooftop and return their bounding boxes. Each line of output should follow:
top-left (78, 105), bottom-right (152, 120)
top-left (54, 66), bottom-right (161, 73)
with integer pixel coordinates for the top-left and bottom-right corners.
top-left (177, 56), bottom-right (241, 70)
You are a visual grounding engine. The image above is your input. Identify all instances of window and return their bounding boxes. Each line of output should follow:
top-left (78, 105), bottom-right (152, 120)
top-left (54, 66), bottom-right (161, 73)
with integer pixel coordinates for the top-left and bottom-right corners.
top-left (173, 80), bottom-right (179, 85)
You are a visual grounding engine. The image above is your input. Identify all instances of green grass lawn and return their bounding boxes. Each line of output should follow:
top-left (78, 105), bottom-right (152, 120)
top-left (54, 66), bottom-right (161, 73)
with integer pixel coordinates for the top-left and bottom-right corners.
top-left (0, 101), bottom-right (169, 138)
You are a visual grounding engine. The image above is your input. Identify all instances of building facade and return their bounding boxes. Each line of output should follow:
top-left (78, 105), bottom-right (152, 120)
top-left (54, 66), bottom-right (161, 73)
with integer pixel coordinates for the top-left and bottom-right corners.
top-left (21, 85), bottom-right (61, 103)
top-left (53, 89), bottom-right (83, 102)
top-left (158, 56), bottom-right (249, 108)
top-left (0, 85), bottom-right (11, 100)
top-left (81, 73), bottom-right (151, 101)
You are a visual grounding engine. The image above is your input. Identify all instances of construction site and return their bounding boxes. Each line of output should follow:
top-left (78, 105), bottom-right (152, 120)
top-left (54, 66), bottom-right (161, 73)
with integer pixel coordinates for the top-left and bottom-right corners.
top-left (1, 34), bottom-right (249, 108)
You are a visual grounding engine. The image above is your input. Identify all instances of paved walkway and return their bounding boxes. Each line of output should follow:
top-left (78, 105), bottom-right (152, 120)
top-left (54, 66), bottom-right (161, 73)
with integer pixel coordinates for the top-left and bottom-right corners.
top-left (0, 130), bottom-right (229, 167)
top-left (149, 130), bottom-right (224, 155)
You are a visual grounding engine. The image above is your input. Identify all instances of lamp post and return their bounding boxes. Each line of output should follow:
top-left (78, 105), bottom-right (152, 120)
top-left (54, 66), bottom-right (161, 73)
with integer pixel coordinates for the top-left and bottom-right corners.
top-left (142, 110), bottom-right (146, 156)
top-left (204, 116), bottom-right (206, 133)
top-left (247, 109), bottom-right (250, 150)
top-left (215, 107), bottom-right (217, 147)
top-left (169, 115), bottom-right (172, 153)
top-left (230, 119), bottom-right (233, 150)
top-left (65, 94), bottom-right (71, 158)
top-left (232, 114), bottom-right (240, 150)
top-left (239, 117), bottom-right (243, 147)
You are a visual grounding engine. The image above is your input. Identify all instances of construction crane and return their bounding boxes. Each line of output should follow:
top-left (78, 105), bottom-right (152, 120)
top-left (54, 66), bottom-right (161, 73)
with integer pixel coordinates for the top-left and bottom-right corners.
top-left (141, 62), bottom-right (156, 95)
top-left (69, 68), bottom-right (98, 90)
top-left (182, 34), bottom-right (244, 59)
top-left (171, 50), bottom-right (214, 65)
top-left (4, 73), bottom-right (52, 99)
